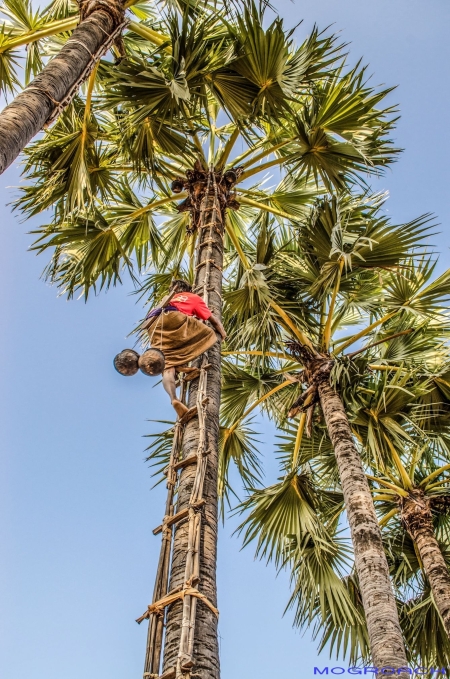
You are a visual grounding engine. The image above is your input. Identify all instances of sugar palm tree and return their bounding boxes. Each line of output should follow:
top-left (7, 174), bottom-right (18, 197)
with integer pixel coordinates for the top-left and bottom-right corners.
top-left (14, 1), bottom-right (405, 675)
top-left (234, 307), bottom-right (450, 665)
top-left (306, 366), bottom-right (450, 665)
top-left (387, 523), bottom-right (450, 669)
top-left (311, 439), bottom-right (450, 666)
top-left (369, 436), bottom-right (450, 639)
top-left (220, 193), bottom-right (450, 669)
top-left (0, 0), bottom-right (184, 174)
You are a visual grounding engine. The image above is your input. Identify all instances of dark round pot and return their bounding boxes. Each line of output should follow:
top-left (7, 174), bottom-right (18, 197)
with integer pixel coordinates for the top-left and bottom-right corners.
top-left (113, 349), bottom-right (140, 376)
top-left (139, 348), bottom-right (166, 376)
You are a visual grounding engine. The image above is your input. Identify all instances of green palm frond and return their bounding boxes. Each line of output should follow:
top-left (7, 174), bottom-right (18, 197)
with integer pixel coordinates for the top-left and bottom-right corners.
top-left (30, 209), bottom-right (136, 298)
top-left (237, 469), bottom-right (327, 565)
top-left (384, 258), bottom-right (450, 319)
top-left (218, 419), bottom-right (262, 517)
top-left (16, 100), bottom-right (118, 216)
top-left (0, 31), bottom-right (20, 94)
top-left (136, 268), bottom-right (191, 312)
top-left (350, 369), bottom-right (429, 468)
top-left (237, 172), bottom-right (321, 222)
top-left (221, 360), bottom-right (265, 424)
top-left (286, 532), bottom-right (358, 643)
top-left (127, 0), bottom-right (157, 22)
top-left (102, 56), bottom-right (192, 123)
top-left (41, 0), bottom-right (77, 21)
top-left (274, 420), bottom-right (341, 495)
top-left (221, 4), bottom-right (312, 118)
top-left (1, 0), bottom-right (48, 81)
top-left (104, 180), bottom-right (164, 270)
top-left (400, 592), bottom-right (450, 667)
top-left (314, 572), bottom-right (370, 665)
top-left (115, 112), bottom-right (195, 173)
top-left (293, 194), bottom-right (432, 297)
top-left (285, 63), bottom-right (399, 190)
top-left (144, 422), bottom-right (175, 486)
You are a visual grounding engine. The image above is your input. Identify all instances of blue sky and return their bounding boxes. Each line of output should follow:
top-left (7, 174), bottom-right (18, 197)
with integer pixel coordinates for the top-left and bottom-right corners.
top-left (0, 1), bottom-right (449, 678)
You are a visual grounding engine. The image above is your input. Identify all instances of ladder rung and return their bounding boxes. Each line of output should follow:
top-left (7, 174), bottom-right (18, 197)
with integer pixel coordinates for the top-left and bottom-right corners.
top-left (173, 456), bottom-right (198, 472)
top-left (153, 509), bottom-right (188, 535)
top-left (159, 668), bottom-right (176, 679)
top-left (163, 455), bottom-right (197, 476)
top-left (175, 365), bottom-right (211, 387)
top-left (153, 500), bottom-right (206, 535)
top-left (183, 364), bottom-right (212, 383)
top-left (178, 405), bottom-right (198, 426)
top-left (180, 658), bottom-right (195, 670)
top-left (180, 368), bottom-right (200, 383)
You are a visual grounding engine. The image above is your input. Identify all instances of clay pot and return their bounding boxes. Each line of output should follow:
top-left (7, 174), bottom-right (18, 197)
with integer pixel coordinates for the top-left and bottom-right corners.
top-left (224, 169), bottom-right (237, 184)
top-left (171, 178), bottom-right (185, 193)
top-left (139, 348), bottom-right (165, 376)
top-left (114, 349), bottom-right (140, 376)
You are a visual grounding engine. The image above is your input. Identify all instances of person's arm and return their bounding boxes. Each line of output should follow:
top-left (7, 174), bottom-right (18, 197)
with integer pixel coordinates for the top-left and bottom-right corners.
top-left (209, 313), bottom-right (227, 340)
top-left (191, 294), bottom-right (226, 339)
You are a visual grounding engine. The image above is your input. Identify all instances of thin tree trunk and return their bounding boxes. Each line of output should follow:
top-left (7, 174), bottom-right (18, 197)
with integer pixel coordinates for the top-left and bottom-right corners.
top-left (318, 377), bottom-right (409, 673)
top-left (0, 0), bottom-right (125, 176)
top-left (162, 189), bottom-right (222, 679)
top-left (402, 490), bottom-right (450, 637)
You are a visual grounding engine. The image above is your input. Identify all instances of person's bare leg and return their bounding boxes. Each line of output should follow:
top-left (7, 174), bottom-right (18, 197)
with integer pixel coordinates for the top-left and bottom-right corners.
top-left (162, 367), bottom-right (188, 418)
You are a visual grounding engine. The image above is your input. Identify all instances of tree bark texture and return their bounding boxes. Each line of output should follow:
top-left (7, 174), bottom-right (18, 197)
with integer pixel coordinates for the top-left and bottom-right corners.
top-left (162, 192), bottom-right (222, 679)
top-left (0, 3), bottom-right (124, 175)
top-left (318, 377), bottom-right (409, 673)
top-left (401, 490), bottom-right (450, 638)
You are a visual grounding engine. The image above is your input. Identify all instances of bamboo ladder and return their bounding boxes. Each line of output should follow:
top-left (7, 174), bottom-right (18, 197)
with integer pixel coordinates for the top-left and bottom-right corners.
top-left (137, 169), bottom-right (221, 679)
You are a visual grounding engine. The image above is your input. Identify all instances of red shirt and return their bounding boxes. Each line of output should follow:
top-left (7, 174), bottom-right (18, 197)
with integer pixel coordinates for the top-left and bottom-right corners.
top-left (171, 292), bottom-right (212, 321)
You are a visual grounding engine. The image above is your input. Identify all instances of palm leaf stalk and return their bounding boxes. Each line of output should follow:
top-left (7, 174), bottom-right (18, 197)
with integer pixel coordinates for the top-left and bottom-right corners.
top-left (13, 0), bottom-right (409, 674)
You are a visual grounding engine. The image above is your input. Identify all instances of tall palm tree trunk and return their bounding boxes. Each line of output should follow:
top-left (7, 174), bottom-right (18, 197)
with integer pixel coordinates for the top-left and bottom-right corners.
top-left (317, 375), bottom-right (409, 672)
top-left (0, 0), bottom-right (125, 176)
top-left (162, 172), bottom-right (224, 679)
top-left (401, 490), bottom-right (450, 638)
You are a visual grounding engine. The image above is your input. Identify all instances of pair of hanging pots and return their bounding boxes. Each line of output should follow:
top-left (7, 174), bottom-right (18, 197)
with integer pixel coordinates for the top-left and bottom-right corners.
top-left (114, 348), bottom-right (165, 377)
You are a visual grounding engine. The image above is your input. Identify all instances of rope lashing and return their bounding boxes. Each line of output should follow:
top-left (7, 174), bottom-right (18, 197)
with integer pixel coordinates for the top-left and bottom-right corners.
top-left (42, 18), bottom-right (127, 127)
top-left (77, 0), bottom-right (125, 24)
top-left (67, 39), bottom-right (96, 57)
top-left (195, 258), bottom-right (222, 271)
top-left (136, 586), bottom-right (219, 624)
top-left (26, 85), bottom-right (62, 106)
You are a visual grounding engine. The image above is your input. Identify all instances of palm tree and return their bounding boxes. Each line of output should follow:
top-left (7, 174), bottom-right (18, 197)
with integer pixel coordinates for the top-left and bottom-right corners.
top-left (0, 0), bottom-right (177, 174)
top-left (14, 1), bottom-right (405, 674)
top-left (388, 525), bottom-right (450, 669)
top-left (370, 437), bottom-right (450, 639)
top-left (220, 193), bottom-right (450, 669)
top-left (232, 315), bottom-right (450, 665)
top-left (306, 363), bottom-right (450, 665)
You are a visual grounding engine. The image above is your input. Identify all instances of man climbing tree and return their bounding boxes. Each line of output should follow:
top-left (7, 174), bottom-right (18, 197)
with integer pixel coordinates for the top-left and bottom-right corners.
top-left (146, 279), bottom-right (226, 418)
